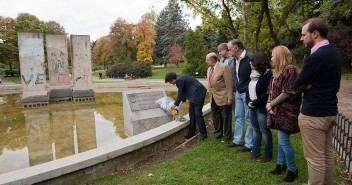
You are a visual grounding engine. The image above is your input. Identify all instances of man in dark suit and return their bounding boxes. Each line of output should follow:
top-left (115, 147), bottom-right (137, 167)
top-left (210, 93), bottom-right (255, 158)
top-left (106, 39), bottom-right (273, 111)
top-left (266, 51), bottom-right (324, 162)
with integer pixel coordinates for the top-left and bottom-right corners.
top-left (165, 72), bottom-right (208, 141)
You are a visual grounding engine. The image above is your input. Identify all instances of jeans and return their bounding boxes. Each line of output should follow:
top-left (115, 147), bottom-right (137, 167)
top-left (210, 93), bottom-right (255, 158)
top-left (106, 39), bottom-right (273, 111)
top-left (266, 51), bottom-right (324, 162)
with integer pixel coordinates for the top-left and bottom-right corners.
top-left (277, 130), bottom-right (297, 172)
top-left (233, 91), bottom-right (253, 148)
top-left (250, 108), bottom-right (273, 156)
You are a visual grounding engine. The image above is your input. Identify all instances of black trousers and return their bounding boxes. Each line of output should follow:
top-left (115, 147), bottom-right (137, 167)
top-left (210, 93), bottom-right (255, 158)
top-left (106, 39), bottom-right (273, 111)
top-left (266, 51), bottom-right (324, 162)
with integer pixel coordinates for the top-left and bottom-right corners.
top-left (188, 96), bottom-right (207, 137)
top-left (211, 97), bottom-right (232, 141)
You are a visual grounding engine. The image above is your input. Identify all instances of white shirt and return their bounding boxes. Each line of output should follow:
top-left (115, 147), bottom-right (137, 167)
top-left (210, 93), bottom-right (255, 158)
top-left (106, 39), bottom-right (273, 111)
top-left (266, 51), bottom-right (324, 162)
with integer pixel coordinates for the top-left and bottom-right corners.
top-left (235, 50), bottom-right (247, 80)
top-left (248, 80), bottom-right (258, 100)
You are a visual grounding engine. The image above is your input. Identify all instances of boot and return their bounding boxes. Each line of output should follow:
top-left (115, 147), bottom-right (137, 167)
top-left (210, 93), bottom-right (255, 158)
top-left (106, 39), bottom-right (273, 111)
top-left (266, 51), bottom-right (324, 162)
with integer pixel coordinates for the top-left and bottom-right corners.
top-left (283, 170), bottom-right (298, 182)
top-left (269, 164), bottom-right (287, 175)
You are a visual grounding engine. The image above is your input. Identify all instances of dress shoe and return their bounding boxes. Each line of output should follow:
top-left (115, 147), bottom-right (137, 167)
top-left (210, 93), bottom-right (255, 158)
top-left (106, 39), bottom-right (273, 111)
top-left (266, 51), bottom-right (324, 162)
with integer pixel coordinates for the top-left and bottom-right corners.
top-left (213, 135), bottom-right (223, 139)
top-left (237, 146), bottom-right (251, 152)
top-left (248, 153), bottom-right (261, 160)
top-left (269, 164), bottom-right (287, 175)
top-left (283, 169), bottom-right (298, 182)
top-left (184, 134), bottom-right (195, 139)
top-left (199, 135), bottom-right (207, 141)
top-left (225, 142), bottom-right (243, 148)
top-left (260, 155), bottom-right (272, 163)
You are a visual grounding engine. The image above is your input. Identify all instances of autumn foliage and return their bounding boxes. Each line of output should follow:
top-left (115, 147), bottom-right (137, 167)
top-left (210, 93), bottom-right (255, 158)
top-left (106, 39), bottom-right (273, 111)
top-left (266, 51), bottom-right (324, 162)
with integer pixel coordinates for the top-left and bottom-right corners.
top-left (135, 11), bottom-right (156, 63)
top-left (169, 42), bottom-right (182, 67)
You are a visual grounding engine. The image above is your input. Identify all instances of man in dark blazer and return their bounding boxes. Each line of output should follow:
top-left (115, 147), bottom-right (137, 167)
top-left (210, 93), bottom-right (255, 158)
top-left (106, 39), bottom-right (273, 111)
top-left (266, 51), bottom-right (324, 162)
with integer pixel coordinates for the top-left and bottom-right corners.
top-left (165, 72), bottom-right (208, 141)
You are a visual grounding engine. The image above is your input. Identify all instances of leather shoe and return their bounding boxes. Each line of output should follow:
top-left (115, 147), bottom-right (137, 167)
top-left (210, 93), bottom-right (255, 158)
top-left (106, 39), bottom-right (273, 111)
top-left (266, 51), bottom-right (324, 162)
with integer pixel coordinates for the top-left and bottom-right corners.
top-left (260, 155), bottom-right (272, 163)
top-left (248, 153), bottom-right (261, 160)
top-left (237, 146), bottom-right (251, 152)
top-left (199, 135), bottom-right (207, 141)
top-left (226, 142), bottom-right (243, 148)
top-left (213, 135), bottom-right (223, 139)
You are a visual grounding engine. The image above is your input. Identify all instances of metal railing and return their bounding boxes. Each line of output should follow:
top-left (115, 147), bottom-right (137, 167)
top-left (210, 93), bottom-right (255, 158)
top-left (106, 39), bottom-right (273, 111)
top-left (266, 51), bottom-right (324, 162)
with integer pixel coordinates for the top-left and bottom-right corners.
top-left (333, 113), bottom-right (352, 174)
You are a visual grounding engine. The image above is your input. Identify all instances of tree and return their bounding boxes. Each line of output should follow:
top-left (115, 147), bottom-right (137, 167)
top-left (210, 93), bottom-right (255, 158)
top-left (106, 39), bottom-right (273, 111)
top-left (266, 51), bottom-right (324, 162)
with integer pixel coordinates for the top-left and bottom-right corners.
top-left (109, 17), bottom-right (137, 63)
top-left (154, 1), bottom-right (188, 67)
top-left (44, 21), bottom-right (66, 34)
top-left (169, 42), bottom-right (182, 67)
top-left (92, 36), bottom-right (113, 69)
top-left (136, 11), bottom-right (156, 63)
top-left (14, 13), bottom-right (45, 32)
top-left (320, 0), bottom-right (352, 26)
top-left (183, 28), bottom-right (208, 76)
top-left (0, 16), bottom-right (18, 71)
top-left (180, 0), bottom-right (240, 39)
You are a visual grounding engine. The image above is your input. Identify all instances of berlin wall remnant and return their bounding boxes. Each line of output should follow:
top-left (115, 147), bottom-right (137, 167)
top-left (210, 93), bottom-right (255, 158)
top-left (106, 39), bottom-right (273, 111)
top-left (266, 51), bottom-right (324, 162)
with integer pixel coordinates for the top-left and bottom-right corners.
top-left (71, 35), bottom-right (95, 102)
top-left (18, 32), bottom-right (49, 108)
top-left (46, 34), bottom-right (72, 102)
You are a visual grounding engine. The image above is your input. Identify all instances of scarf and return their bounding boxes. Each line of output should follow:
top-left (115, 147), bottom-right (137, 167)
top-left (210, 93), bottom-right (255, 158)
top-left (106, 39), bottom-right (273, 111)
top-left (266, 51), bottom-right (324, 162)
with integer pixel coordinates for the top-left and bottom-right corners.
top-left (250, 70), bottom-right (261, 81)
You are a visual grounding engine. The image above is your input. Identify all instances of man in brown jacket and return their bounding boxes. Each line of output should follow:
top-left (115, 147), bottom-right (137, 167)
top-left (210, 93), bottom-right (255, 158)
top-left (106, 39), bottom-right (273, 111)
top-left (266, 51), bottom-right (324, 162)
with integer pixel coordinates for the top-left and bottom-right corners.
top-left (206, 52), bottom-right (233, 143)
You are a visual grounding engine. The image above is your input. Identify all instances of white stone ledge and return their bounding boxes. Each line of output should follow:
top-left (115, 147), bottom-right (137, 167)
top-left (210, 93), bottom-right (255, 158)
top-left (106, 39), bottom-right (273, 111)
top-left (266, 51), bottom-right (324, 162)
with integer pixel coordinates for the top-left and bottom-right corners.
top-left (0, 103), bottom-right (211, 185)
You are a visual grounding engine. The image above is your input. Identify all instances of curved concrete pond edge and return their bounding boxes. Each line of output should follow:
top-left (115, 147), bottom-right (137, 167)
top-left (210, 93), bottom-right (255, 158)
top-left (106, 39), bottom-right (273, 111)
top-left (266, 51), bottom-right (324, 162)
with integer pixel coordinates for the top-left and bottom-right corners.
top-left (0, 104), bottom-right (211, 185)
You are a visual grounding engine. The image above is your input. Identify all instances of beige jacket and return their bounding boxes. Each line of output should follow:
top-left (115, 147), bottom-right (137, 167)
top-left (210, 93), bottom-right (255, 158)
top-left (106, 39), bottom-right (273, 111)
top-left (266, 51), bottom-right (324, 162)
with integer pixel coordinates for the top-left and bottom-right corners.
top-left (207, 62), bottom-right (233, 106)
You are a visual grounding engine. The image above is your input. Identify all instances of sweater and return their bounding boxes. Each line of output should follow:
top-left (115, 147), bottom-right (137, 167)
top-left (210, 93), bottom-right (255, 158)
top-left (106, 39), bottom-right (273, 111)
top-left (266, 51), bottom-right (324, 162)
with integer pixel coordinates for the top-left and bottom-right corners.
top-left (294, 45), bottom-right (341, 116)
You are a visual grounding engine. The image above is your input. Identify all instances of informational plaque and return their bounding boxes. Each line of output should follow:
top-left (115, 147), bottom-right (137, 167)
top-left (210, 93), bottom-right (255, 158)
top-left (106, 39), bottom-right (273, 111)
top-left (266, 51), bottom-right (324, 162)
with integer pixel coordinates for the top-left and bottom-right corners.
top-left (127, 91), bottom-right (165, 111)
top-left (123, 89), bottom-right (172, 136)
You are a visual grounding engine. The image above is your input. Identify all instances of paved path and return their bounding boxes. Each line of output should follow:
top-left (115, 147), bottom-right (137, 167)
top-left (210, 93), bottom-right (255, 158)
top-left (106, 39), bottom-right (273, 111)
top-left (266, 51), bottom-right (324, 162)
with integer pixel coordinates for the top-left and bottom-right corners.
top-left (337, 80), bottom-right (352, 119)
top-left (0, 78), bottom-right (350, 119)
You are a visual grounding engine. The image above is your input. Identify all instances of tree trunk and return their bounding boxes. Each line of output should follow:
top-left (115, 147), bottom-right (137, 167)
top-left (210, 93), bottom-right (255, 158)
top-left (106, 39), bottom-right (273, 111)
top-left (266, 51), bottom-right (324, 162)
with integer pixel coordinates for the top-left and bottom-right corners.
top-left (241, 3), bottom-right (248, 44)
top-left (222, 0), bottom-right (237, 38)
top-left (263, 0), bottom-right (280, 46)
top-left (255, 3), bottom-right (265, 52)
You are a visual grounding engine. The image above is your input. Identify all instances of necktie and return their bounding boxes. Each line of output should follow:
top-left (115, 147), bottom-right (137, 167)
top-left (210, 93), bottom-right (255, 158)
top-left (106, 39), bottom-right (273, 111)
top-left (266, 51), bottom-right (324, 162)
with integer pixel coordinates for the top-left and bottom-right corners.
top-left (209, 67), bottom-right (214, 79)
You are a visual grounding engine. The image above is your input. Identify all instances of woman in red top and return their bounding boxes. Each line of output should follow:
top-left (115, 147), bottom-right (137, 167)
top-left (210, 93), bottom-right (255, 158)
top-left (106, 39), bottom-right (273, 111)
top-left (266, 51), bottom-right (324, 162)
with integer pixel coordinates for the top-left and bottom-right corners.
top-left (266, 46), bottom-right (302, 182)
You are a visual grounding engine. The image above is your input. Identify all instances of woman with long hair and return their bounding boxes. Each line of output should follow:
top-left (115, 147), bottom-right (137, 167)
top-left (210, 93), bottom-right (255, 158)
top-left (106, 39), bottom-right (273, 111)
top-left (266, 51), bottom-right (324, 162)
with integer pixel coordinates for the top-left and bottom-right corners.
top-left (266, 46), bottom-right (302, 182)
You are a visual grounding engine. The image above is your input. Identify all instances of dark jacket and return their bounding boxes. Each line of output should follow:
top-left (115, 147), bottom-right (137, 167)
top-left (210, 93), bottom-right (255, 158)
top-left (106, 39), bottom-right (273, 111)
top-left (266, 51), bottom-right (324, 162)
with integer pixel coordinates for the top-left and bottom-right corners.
top-left (294, 45), bottom-right (341, 116)
top-left (246, 69), bottom-right (273, 114)
top-left (234, 51), bottom-right (253, 93)
top-left (175, 74), bottom-right (207, 106)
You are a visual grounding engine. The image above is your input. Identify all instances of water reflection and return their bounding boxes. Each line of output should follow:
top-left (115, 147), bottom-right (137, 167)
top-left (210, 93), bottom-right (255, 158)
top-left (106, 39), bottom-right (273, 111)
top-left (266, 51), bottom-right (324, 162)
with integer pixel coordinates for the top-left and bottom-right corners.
top-left (0, 91), bottom-right (197, 174)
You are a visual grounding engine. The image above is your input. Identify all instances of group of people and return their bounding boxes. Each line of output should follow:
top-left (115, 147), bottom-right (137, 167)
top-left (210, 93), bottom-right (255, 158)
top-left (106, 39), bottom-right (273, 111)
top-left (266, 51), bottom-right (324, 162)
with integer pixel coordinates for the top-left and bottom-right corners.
top-left (164, 17), bottom-right (341, 185)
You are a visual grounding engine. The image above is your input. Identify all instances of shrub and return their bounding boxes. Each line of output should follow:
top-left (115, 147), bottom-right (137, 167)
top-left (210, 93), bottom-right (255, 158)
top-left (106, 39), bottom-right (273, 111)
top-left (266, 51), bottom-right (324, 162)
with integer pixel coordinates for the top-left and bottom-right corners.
top-left (5, 70), bottom-right (20, 77)
top-left (107, 61), bottom-right (152, 78)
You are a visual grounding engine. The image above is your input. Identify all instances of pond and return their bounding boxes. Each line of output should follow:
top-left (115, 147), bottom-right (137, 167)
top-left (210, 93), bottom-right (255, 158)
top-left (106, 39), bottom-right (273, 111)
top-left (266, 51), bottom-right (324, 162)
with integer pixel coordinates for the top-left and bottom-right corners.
top-left (0, 91), bottom-right (209, 174)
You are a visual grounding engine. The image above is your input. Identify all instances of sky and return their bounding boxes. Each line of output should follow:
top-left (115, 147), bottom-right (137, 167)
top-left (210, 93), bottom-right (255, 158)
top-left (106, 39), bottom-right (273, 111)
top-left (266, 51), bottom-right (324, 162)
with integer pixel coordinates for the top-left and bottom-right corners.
top-left (0, 0), bottom-right (201, 41)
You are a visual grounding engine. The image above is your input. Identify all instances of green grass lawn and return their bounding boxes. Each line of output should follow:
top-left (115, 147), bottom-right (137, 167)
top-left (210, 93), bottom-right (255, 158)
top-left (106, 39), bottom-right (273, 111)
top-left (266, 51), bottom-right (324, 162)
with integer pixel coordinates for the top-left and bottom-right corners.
top-left (89, 129), bottom-right (349, 185)
top-left (4, 76), bottom-right (21, 83)
top-left (151, 65), bottom-right (184, 79)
